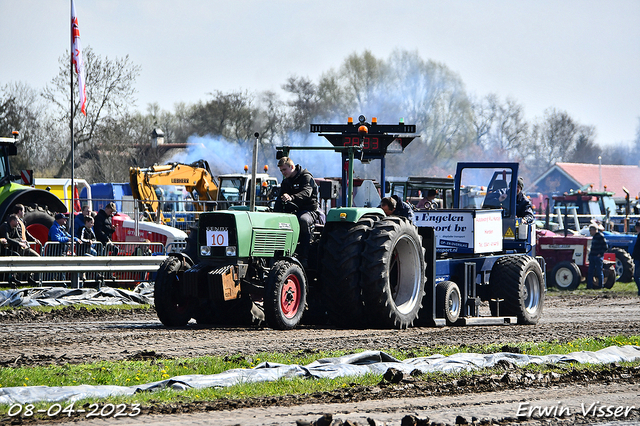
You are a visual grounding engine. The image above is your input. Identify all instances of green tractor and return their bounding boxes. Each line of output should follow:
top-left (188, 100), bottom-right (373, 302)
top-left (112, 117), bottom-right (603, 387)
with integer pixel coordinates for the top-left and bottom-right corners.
top-left (0, 135), bottom-right (67, 236)
top-left (154, 117), bottom-right (427, 329)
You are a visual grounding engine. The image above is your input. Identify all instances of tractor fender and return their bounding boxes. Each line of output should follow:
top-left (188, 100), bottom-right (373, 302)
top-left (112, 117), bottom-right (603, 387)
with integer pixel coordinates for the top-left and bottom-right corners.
top-left (325, 207), bottom-right (385, 224)
top-left (166, 252), bottom-right (194, 268)
top-left (0, 186), bottom-right (67, 222)
top-left (274, 256), bottom-right (304, 270)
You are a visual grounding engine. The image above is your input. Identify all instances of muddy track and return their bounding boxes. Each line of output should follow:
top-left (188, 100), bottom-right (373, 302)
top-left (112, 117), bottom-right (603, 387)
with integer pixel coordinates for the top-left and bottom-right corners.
top-left (1, 292), bottom-right (639, 425)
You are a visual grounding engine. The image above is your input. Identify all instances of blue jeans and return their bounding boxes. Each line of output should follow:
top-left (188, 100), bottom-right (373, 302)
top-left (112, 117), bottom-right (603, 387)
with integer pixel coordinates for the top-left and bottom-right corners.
top-left (634, 260), bottom-right (640, 296)
top-left (587, 255), bottom-right (604, 289)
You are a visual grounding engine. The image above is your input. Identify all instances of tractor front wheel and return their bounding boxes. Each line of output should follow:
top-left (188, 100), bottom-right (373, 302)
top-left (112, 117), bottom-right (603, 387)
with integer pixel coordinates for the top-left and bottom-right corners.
top-left (549, 261), bottom-right (581, 290)
top-left (264, 260), bottom-right (307, 330)
top-left (155, 256), bottom-right (193, 327)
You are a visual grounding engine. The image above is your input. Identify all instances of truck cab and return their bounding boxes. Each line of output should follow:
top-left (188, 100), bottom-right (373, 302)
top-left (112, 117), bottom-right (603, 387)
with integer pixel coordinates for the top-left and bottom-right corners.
top-left (217, 168), bottom-right (279, 208)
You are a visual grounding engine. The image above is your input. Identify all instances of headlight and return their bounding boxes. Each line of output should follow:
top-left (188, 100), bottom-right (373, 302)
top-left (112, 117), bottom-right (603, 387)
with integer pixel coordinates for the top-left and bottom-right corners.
top-left (226, 246), bottom-right (237, 256)
top-left (200, 246), bottom-right (211, 256)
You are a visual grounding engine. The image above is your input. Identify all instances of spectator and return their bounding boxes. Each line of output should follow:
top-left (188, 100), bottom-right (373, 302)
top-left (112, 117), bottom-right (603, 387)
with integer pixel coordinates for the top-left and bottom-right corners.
top-left (79, 215), bottom-right (98, 256)
top-left (0, 214), bottom-right (40, 256)
top-left (94, 202), bottom-right (119, 255)
top-left (11, 204), bottom-right (42, 250)
top-left (74, 205), bottom-right (91, 237)
top-left (416, 189), bottom-right (438, 210)
top-left (48, 213), bottom-right (80, 249)
top-left (380, 195), bottom-right (415, 224)
top-left (587, 223), bottom-right (608, 289)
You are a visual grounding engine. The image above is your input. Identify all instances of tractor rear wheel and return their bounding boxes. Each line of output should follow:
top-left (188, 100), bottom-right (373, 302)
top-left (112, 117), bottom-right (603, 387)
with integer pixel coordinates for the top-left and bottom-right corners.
top-left (319, 218), bottom-right (375, 328)
top-left (489, 255), bottom-right (545, 325)
top-left (360, 217), bottom-right (426, 329)
top-left (155, 256), bottom-right (193, 327)
top-left (264, 260), bottom-right (307, 330)
top-left (549, 261), bottom-right (581, 290)
top-left (435, 281), bottom-right (461, 325)
top-left (608, 247), bottom-right (634, 282)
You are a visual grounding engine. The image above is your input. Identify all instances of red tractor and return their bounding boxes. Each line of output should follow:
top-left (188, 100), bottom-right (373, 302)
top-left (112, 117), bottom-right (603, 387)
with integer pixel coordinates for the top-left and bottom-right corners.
top-left (537, 229), bottom-right (615, 290)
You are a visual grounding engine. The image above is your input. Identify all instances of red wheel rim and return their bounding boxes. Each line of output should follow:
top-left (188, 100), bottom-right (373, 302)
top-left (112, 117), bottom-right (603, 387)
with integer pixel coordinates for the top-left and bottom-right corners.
top-left (280, 274), bottom-right (301, 319)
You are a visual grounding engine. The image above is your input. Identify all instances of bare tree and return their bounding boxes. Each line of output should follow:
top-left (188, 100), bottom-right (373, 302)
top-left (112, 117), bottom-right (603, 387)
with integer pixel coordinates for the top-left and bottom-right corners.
top-left (189, 90), bottom-right (257, 143)
top-left (0, 82), bottom-right (51, 171)
top-left (41, 46), bottom-right (140, 179)
top-left (527, 109), bottom-right (585, 176)
top-left (471, 93), bottom-right (498, 149)
top-left (568, 127), bottom-right (601, 163)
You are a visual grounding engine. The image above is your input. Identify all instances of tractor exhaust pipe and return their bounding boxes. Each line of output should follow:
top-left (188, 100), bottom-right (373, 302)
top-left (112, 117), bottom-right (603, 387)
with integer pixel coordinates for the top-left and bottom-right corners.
top-left (250, 132), bottom-right (259, 212)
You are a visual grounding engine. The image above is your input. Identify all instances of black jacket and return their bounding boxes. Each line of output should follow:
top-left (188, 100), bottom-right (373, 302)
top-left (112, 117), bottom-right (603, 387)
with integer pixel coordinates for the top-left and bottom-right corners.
top-left (633, 235), bottom-right (640, 262)
top-left (80, 227), bottom-right (97, 243)
top-left (516, 191), bottom-right (535, 224)
top-left (590, 231), bottom-right (608, 258)
top-left (390, 195), bottom-right (415, 223)
top-left (0, 222), bottom-right (24, 252)
top-left (274, 165), bottom-right (318, 213)
top-left (94, 209), bottom-right (115, 245)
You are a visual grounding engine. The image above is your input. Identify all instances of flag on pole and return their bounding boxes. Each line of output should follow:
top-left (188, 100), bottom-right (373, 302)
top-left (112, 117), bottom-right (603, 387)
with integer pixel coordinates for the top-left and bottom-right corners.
top-left (73, 185), bottom-right (82, 212)
top-left (71, 0), bottom-right (86, 115)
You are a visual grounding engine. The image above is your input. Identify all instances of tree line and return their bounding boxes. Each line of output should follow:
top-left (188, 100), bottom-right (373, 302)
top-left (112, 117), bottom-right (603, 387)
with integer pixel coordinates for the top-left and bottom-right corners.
top-left (1, 48), bottom-right (639, 186)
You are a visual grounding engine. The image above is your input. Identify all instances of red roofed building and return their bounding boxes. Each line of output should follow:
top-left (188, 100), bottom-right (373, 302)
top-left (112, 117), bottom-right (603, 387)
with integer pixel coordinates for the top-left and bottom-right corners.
top-left (530, 162), bottom-right (640, 202)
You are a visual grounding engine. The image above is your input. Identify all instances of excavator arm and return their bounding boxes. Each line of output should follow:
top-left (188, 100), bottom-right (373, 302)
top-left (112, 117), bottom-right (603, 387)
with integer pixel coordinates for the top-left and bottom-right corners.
top-left (129, 160), bottom-right (219, 223)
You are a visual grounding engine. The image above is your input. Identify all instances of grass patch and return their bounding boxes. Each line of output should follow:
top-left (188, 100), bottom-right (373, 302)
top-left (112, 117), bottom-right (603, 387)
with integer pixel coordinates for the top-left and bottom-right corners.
top-left (1, 335), bottom-right (639, 412)
top-left (546, 279), bottom-right (638, 295)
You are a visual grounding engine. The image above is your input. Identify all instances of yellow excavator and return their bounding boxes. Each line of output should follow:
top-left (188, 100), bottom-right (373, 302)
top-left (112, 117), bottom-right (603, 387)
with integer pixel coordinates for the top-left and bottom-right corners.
top-left (129, 160), bottom-right (218, 223)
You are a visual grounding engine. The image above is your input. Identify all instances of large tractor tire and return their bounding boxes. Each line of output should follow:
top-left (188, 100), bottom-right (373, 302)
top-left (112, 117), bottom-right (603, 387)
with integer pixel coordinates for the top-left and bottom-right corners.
top-left (489, 255), bottom-right (545, 325)
top-left (435, 280), bottom-right (461, 325)
top-left (264, 260), bottom-right (307, 330)
top-left (360, 217), bottom-right (426, 329)
top-left (155, 256), bottom-right (193, 327)
top-left (549, 261), bottom-right (581, 291)
top-left (607, 247), bottom-right (634, 282)
top-left (319, 218), bottom-right (376, 328)
top-left (23, 203), bottom-right (56, 228)
top-left (204, 297), bottom-right (265, 327)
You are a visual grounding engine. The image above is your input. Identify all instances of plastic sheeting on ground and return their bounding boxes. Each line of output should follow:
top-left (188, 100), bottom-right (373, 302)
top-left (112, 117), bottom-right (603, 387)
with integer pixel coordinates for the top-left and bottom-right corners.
top-left (0, 284), bottom-right (153, 308)
top-left (1, 345), bottom-right (639, 405)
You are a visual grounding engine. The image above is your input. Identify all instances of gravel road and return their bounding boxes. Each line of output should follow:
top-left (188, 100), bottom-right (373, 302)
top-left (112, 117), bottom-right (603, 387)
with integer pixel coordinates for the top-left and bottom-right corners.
top-left (1, 292), bottom-right (639, 426)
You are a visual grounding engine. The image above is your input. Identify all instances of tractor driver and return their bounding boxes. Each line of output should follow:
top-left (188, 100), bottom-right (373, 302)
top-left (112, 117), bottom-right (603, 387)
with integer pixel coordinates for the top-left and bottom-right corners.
top-left (274, 156), bottom-right (320, 268)
top-left (515, 176), bottom-right (535, 224)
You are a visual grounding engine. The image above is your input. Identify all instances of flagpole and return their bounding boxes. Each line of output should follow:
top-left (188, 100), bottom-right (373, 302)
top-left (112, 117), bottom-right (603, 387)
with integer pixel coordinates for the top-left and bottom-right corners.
top-left (70, 0), bottom-right (76, 256)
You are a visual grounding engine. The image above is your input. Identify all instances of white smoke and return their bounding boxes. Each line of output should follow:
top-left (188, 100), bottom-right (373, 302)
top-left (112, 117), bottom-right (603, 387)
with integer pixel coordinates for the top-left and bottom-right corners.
top-left (169, 135), bottom-right (253, 176)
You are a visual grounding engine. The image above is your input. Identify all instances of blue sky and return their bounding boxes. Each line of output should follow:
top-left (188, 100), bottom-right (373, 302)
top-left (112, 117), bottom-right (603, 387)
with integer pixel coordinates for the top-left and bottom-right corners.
top-left (1, 0), bottom-right (639, 146)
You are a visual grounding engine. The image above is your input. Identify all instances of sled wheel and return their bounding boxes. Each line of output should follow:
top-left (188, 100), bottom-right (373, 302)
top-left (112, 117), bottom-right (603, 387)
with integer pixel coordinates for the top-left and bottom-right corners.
top-left (360, 216), bottom-right (426, 329)
top-left (489, 255), bottom-right (545, 325)
top-left (265, 260), bottom-right (307, 330)
top-left (436, 281), bottom-right (461, 325)
top-left (549, 261), bottom-right (581, 290)
top-left (155, 256), bottom-right (193, 327)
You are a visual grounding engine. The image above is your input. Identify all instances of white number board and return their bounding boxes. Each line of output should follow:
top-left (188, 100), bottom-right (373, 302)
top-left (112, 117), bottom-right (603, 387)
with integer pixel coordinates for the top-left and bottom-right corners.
top-left (206, 229), bottom-right (229, 247)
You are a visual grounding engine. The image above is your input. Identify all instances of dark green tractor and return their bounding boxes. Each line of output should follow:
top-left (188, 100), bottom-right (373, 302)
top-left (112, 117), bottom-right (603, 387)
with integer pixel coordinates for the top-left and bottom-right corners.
top-left (154, 117), bottom-right (426, 330)
top-left (0, 135), bottom-right (67, 231)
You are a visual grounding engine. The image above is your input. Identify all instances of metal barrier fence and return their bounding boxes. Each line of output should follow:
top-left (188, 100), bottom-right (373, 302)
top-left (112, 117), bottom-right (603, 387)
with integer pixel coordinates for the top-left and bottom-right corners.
top-left (2, 241), bottom-right (168, 288)
top-left (0, 255), bottom-right (166, 289)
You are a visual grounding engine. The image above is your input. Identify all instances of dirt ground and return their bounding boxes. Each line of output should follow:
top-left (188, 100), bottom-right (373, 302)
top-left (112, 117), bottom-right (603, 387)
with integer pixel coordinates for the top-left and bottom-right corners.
top-left (1, 292), bottom-right (640, 426)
